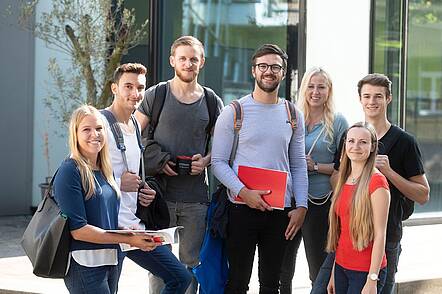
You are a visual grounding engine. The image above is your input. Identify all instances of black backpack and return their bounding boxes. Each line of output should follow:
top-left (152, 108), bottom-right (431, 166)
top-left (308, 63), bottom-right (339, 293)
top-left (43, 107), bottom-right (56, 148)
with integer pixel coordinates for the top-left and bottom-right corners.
top-left (380, 125), bottom-right (415, 220)
top-left (145, 82), bottom-right (219, 155)
top-left (100, 109), bottom-right (170, 230)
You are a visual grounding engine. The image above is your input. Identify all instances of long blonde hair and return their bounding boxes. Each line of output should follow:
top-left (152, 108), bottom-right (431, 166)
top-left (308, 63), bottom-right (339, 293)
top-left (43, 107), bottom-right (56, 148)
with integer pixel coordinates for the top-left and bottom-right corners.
top-left (326, 122), bottom-right (378, 252)
top-left (297, 67), bottom-right (335, 148)
top-left (68, 105), bottom-right (120, 199)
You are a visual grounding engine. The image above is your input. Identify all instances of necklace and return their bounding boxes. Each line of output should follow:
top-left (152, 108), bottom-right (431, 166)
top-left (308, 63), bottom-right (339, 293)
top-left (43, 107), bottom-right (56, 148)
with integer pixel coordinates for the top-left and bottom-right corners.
top-left (350, 176), bottom-right (360, 184)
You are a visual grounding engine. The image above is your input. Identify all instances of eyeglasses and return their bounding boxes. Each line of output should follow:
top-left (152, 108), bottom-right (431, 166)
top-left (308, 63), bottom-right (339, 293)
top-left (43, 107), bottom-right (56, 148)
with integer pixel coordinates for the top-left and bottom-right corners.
top-left (254, 63), bottom-right (284, 74)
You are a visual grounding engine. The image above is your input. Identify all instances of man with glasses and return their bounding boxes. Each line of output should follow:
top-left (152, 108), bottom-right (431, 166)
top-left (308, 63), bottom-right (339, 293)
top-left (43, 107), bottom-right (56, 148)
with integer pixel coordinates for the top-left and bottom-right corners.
top-left (211, 44), bottom-right (308, 293)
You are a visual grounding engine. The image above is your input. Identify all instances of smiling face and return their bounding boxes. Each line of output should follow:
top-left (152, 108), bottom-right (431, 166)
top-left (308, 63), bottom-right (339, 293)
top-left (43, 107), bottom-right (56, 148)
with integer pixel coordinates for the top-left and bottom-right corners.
top-left (306, 73), bottom-right (330, 109)
top-left (345, 127), bottom-right (375, 163)
top-left (252, 54), bottom-right (285, 93)
top-left (359, 83), bottom-right (392, 120)
top-left (170, 45), bottom-right (205, 83)
top-left (77, 114), bottom-right (105, 164)
top-left (111, 72), bottom-right (146, 113)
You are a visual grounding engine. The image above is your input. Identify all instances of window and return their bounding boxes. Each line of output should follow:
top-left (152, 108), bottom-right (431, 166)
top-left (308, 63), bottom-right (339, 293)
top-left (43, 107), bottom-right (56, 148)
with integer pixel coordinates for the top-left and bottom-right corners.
top-left (151, 0), bottom-right (303, 103)
top-left (372, 0), bottom-right (442, 215)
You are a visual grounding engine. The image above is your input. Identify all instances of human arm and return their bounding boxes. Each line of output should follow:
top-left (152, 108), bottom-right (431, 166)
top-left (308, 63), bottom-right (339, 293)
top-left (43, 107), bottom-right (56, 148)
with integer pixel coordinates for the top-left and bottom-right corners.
top-left (327, 262), bottom-right (336, 294)
top-left (70, 225), bottom-right (158, 251)
top-left (376, 155), bottom-right (429, 205)
top-left (285, 108), bottom-right (308, 239)
top-left (362, 185), bottom-right (390, 294)
top-left (211, 104), bottom-right (271, 211)
top-left (306, 155), bottom-right (335, 175)
top-left (54, 160), bottom-right (157, 251)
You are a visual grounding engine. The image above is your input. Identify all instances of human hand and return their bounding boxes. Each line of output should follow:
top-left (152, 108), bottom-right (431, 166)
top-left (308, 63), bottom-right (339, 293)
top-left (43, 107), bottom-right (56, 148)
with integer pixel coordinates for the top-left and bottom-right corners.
top-left (128, 233), bottom-right (158, 251)
top-left (375, 155), bottom-right (391, 174)
top-left (120, 171), bottom-right (141, 192)
top-left (162, 161), bottom-right (178, 176)
top-left (285, 207), bottom-right (307, 240)
top-left (138, 183), bottom-right (156, 207)
top-left (361, 279), bottom-right (377, 294)
top-left (327, 273), bottom-right (335, 294)
top-left (238, 187), bottom-right (272, 212)
top-left (190, 154), bottom-right (209, 175)
top-left (306, 155), bottom-right (315, 171)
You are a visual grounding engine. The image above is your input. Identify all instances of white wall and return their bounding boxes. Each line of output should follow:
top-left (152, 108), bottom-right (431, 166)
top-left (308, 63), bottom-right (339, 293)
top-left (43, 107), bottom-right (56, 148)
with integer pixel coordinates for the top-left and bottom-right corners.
top-left (305, 0), bottom-right (371, 124)
top-left (32, 0), bottom-right (70, 206)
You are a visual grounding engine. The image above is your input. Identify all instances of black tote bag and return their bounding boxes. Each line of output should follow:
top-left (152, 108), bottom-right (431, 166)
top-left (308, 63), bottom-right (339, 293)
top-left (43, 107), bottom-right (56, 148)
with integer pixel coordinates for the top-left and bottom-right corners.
top-left (21, 173), bottom-right (71, 278)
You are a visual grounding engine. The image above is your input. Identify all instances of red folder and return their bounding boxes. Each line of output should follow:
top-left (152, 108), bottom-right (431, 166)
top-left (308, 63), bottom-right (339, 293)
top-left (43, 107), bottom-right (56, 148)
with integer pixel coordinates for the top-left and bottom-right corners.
top-left (235, 165), bottom-right (288, 210)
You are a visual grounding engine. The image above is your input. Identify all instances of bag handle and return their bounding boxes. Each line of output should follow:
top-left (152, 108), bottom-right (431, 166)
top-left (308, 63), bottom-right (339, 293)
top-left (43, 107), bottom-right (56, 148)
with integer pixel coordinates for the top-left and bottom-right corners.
top-left (307, 126), bottom-right (325, 156)
top-left (229, 100), bottom-right (243, 166)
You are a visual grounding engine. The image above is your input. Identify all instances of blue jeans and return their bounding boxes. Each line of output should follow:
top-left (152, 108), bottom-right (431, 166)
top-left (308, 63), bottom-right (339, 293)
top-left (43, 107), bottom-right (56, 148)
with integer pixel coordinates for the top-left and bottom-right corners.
top-left (311, 252), bottom-right (335, 294)
top-left (334, 263), bottom-right (386, 294)
top-left (381, 241), bottom-right (402, 294)
top-left (64, 258), bottom-right (120, 294)
top-left (119, 246), bottom-right (192, 294)
top-left (149, 201), bottom-right (208, 294)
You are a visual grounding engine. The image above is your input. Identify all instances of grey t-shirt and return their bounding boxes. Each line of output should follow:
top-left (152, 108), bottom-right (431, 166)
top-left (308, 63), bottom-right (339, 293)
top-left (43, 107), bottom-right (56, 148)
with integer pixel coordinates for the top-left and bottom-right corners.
top-left (138, 81), bottom-right (223, 203)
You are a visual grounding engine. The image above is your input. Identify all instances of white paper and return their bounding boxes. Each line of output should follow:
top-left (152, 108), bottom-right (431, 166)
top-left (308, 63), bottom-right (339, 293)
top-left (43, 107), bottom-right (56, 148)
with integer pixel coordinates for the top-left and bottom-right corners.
top-left (107, 226), bottom-right (183, 252)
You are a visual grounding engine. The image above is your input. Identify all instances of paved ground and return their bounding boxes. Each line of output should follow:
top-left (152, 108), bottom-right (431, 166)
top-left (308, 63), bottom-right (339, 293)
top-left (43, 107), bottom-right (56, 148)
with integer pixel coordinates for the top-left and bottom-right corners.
top-left (0, 215), bottom-right (441, 293)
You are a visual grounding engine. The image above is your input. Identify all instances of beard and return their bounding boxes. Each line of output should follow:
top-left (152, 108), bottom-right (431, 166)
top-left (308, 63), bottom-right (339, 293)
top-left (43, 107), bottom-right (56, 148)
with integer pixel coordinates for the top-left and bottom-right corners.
top-left (175, 68), bottom-right (198, 83)
top-left (256, 74), bottom-right (280, 93)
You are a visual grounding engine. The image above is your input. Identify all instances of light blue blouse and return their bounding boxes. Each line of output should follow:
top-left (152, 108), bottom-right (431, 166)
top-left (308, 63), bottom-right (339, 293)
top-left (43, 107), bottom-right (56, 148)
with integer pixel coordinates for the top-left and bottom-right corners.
top-left (305, 113), bottom-right (348, 198)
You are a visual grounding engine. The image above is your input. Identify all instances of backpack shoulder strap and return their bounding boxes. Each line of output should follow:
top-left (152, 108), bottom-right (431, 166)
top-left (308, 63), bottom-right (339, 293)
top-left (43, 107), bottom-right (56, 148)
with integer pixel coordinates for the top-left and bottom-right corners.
top-left (284, 100), bottom-right (298, 130)
top-left (203, 87), bottom-right (218, 135)
top-left (130, 114), bottom-right (146, 184)
top-left (203, 87), bottom-right (218, 155)
top-left (100, 109), bottom-right (129, 170)
top-left (228, 100), bottom-right (243, 166)
top-left (130, 115), bottom-right (144, 152)
top-left (147, 82), bottom-right (168, 140)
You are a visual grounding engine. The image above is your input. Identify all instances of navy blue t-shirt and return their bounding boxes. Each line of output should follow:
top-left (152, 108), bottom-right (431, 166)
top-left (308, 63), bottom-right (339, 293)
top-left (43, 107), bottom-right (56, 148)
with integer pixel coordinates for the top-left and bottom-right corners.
top-left (54, 159), bottom-right (120, 251)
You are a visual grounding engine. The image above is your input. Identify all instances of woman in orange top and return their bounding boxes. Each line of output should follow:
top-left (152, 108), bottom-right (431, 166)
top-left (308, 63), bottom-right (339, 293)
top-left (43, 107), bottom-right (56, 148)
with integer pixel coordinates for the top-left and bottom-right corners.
top-left (326, 122), bottom-right (390, 294)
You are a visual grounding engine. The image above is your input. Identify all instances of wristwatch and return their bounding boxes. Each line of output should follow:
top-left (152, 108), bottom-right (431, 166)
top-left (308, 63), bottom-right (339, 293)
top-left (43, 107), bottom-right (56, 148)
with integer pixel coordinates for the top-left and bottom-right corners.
top-left (368, 273), bottom-right (379, 281)
top-left (313, 162), bottom-right (319, 172)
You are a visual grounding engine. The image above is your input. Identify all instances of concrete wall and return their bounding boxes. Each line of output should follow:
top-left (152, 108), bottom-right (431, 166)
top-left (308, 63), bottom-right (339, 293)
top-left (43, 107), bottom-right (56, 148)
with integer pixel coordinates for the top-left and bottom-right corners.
top-left (305, 0), bottom-right (371, 124)
top-left (0, 2), bottom-right (35, 215)
top-left (31, 0), bottom-right (70, 207)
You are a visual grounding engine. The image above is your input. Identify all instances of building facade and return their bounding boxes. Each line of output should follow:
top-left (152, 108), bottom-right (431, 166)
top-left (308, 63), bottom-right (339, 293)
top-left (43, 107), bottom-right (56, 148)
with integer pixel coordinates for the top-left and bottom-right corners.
top-left (0, 0), bottom-right (440, 217)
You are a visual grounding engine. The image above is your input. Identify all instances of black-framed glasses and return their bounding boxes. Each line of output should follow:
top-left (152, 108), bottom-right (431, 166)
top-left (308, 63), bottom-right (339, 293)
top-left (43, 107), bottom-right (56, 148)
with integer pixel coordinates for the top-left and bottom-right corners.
top-left (254, 63), bottom-right (284, 74)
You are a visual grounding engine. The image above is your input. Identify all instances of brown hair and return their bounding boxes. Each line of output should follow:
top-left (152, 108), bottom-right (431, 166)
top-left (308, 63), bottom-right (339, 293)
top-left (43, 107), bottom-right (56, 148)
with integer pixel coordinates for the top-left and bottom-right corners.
top-left (170, 36), bottom-right (205, 58)
top-left (326, 122), bottom-right (378, 252)
top-left (113, 63), bottom-right (147, 84)
top-left (357, 73), bottom-right (392, 97)
top-left (251, 44), bottom-right (288, 69)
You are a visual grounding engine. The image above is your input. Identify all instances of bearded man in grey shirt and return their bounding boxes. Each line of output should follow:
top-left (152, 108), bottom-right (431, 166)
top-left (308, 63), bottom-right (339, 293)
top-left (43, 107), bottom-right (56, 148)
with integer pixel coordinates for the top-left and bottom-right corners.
top-left (136, 36), bottom-right (223, 294)
top-left (211, 44), bottom-right (308, 293)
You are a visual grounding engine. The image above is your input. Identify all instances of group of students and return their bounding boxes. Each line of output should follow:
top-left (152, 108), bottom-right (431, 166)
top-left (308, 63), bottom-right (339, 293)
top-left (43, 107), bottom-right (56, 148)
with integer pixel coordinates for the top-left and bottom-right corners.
top-left (51, 35), bottom-right (430, 294)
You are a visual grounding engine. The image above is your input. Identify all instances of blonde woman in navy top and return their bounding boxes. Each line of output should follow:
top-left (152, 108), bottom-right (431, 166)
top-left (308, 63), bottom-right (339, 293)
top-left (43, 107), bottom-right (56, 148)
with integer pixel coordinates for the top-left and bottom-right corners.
top-left (54, 105), bottom-right (157, 294)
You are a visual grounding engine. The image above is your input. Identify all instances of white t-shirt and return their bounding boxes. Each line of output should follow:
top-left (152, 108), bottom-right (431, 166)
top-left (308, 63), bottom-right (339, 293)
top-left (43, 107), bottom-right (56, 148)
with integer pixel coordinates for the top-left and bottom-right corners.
top-left (102, 115), bottom-right (145, 230)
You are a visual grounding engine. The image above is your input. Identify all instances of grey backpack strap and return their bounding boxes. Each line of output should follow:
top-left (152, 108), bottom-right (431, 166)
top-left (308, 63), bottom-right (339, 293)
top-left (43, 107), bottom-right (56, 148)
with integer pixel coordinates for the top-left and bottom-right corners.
top-left (100, 109), bottom-right (129, 171)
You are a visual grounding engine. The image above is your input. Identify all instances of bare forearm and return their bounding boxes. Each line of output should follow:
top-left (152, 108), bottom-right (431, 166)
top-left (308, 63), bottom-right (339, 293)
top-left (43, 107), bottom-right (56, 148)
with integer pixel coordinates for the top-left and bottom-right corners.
top-left (317, 163), bottom-right (335, 175)
top-left (383, 170), bottom-right (430, 205)
top-left (369, 234), bottom-right (386, 275)
top-left (71, 224), bottom-right (136, 245)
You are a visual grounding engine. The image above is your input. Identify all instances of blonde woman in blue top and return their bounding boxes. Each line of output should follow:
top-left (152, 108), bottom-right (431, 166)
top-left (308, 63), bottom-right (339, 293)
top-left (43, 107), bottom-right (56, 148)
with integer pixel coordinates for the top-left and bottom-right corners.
top-left (280, 67), bottom-right (348, 292)
top-left (54, 105), bottom-right (157, 294)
